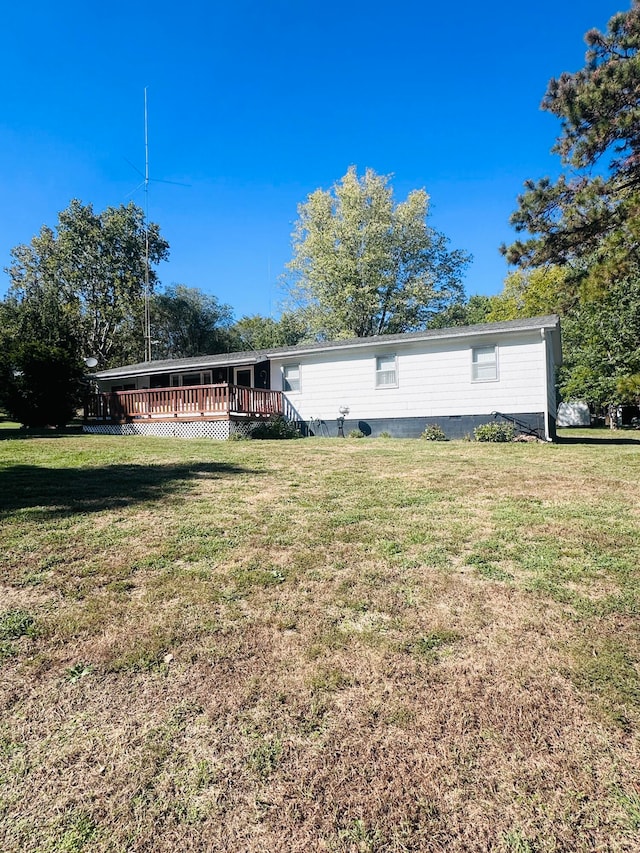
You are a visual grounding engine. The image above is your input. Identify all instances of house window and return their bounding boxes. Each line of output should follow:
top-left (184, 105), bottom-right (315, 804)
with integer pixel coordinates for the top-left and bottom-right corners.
top-left (150, 374), bottom-right (171, 389)
top-left (472, 346), bottom-right (498, 381)
top-left (170, 370), bottom-right (213, 387)
top-left (283, 364), bottom-right (300, 392)
top-left (375, 354), bottom-right (397, 388)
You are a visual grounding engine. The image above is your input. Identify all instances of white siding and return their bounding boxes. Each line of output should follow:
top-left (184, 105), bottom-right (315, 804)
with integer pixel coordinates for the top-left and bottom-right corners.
top-left (272, 331), bottom-right (548, 422)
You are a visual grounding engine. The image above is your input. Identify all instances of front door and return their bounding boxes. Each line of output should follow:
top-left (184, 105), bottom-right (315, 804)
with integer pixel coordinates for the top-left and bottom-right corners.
top-left (234, 367), bottom-right (252, 387)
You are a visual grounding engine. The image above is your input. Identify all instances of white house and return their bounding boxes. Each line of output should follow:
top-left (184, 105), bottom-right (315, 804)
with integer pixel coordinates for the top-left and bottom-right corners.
top-left (84, 315), bottom-right (562, 441)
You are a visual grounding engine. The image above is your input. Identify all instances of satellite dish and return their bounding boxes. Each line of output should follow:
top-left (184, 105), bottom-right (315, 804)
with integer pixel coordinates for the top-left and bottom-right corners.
top-left (84, 357), bottom-right (98, 369)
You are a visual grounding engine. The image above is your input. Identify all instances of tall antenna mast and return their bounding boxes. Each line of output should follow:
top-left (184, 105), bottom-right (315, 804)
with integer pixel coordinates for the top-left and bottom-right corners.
top-left (128, 87), bottom-right (188, 360)
top-left (143, 87), bottom-right (152, 363)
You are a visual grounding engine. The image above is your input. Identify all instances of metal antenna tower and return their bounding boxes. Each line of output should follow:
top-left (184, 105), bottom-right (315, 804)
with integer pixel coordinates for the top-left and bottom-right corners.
top-left (143, 88), bottom-right (152, 363)
top-left (125, 88), bottom-right (189, 362)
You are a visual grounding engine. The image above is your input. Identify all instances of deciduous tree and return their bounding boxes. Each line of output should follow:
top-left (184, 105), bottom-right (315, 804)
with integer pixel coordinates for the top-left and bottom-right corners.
top-left (231, 312), bottom-right (309, 350)
top-left (483, 266), bottom-right (640, 417)
top-left (484, 267), bottom-right (572, 322)
top-left (285, 167), bottom-right (470, 339)
top-left (428, 294), bottom-right (493, 328)
top-left (558, 277), bottom-right (640, 412)
top-left (7, 200), bottom-right (169, 367)
top-left (150, 285), bottom-right (234, 358)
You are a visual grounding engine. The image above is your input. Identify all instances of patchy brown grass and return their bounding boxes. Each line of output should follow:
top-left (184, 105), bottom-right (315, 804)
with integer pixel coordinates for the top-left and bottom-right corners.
top-left (1, 431), bottom-right (639, 851)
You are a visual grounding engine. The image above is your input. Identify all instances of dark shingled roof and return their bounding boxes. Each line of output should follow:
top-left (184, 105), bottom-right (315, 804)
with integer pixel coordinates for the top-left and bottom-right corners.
top-left (93, 314), bottom-right (561, 379)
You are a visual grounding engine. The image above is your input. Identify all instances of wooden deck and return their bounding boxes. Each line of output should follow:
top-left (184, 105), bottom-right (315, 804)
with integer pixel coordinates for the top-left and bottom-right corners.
top-left (84, 384), bottom-right (286, 423)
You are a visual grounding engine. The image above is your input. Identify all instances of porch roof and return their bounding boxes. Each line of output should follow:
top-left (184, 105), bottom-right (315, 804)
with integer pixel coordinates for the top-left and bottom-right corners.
top-left (92, 314), bottom-right (561, 381)
top-left (93, 349), bottom-right (271, 381)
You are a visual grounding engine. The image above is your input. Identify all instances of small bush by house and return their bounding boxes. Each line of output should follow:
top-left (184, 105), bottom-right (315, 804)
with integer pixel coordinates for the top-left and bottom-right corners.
top-left (421, 424), bottom-right (448, 441)
top-left (250, 416), bottom-right (301, 440)
top-left (474, 422), bottom-right (515, 442)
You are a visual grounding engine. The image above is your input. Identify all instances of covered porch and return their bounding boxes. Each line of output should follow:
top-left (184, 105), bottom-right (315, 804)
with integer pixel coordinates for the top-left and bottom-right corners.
top-left (84, 383), bottom-right (287, 424)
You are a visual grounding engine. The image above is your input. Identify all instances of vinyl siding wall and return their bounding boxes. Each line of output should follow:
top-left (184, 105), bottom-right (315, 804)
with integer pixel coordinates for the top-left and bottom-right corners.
top-left (272, 332), bottom-right (547, 423)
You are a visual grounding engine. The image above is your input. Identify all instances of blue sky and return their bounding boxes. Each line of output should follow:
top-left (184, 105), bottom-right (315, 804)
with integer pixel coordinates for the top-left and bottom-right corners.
top-left (0, 1), bottom-right (626, 319)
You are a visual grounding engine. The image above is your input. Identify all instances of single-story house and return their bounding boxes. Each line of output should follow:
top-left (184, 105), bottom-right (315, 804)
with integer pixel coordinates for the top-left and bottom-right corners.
top-left (84, 314), bottom-right (562, 441)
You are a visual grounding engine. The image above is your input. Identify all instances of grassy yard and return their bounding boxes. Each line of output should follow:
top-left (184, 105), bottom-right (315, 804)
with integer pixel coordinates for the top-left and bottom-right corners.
top-left (0, 430), bottom-right (639, 852)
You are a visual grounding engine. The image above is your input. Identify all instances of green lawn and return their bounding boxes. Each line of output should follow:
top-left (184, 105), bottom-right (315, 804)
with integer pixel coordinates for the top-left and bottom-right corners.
top-left (1, 431), bottom-right (639, 852)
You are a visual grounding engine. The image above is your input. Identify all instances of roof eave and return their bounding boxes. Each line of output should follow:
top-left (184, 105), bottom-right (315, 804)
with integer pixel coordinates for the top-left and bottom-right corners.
top-left (94, 353), bottom-right (264, 381)
top-left (93, 315), bottom-right (561, 378)
top-left (266, 315), bottom-right (561, 359)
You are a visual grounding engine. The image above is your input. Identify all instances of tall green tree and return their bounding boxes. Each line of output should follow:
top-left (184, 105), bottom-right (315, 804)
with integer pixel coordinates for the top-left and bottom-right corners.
top-left (484, 265), bottom-right (640, 416)
top-left (0, 340), bottom-right (84, 428)
top-left (559, 276), bottom-right (640, 411)
top-left (285, 167), bottom-right (471, 339)
top-left (5, 226), bottom-right (81, 352)
top-left (428, 294), bottom-right (493, 329)
top-left (502, 4), bottom-right (640, 420)
top-left (7, 200), bottom-right (169, 367)
top-left (484, 267), bottom-right (572, 322)
top-left (231, 312), bottom-right (309, 350)
top-left (504, 2), bottom-right (640, 286)
top-left (150, 285), bottom-right (235, 359)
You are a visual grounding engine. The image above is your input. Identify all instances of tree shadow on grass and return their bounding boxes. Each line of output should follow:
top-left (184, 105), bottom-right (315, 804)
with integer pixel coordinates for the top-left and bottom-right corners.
top-left (0, 461), bottom-right (255, 516)
top-left (0, 426), bottom-right (85, 440)
top-left (557, 435), bottom-right (640, 446)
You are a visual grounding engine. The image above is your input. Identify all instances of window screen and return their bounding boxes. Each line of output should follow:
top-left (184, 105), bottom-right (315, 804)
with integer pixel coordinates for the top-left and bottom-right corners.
top-left (376, 355), bottom-right (397, 387)
top-left (283, 364), bottom-right (300, 392)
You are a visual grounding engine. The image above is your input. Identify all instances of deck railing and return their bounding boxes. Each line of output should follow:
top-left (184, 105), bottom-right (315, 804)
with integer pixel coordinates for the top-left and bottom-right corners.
top-left (84, 384), bottom-right (285, 422)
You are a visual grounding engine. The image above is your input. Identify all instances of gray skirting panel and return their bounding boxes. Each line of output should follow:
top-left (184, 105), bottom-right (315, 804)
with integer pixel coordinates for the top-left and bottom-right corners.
top-left (302, 412), bottom-right (553, 441)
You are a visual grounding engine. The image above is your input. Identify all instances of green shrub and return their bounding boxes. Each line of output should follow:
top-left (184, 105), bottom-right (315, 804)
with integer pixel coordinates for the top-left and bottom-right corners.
top-left (474, 422), bottom-right (515, 442)
top-left (0, 341), bottom-right (83, 428)
top-left (421, 424), bottom-right (447, 441)
top-left (378, 431), bottom-right (392, 439)
top-left (250, 416), bottom-right (301, 440)
top-left (348, 429), bottom-right (365, 439)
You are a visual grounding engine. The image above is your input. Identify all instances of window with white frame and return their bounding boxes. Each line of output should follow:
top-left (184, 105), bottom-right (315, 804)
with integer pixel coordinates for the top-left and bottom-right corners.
top-left (471, 346), bottom-right (497, 381)
top-left (283, 364), bottom-right (300, 392)
top-left (375, 354), bottom-right (397, 388)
